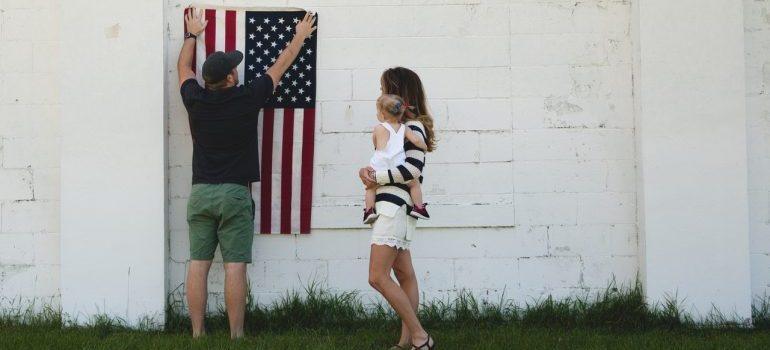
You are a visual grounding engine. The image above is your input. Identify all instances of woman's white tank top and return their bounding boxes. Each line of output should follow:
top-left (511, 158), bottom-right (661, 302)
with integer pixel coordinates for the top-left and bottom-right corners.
top-left (369, 122), bottom-right (406, 171)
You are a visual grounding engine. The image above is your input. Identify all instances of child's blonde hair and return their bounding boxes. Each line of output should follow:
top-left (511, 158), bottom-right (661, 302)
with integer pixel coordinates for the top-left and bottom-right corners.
top-left (376, 94), bottom-right (416, 122)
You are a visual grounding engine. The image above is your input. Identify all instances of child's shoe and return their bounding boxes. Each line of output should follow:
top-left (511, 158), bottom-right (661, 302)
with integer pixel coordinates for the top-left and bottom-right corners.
top-left (409, 203), bottom-right (430, 220)
top-left (363, 207), bottom-right (379, 224)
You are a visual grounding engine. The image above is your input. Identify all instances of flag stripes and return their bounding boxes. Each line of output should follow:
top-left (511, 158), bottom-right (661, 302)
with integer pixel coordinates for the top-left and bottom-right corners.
top-left (189, 8), bottom-right (315, 234)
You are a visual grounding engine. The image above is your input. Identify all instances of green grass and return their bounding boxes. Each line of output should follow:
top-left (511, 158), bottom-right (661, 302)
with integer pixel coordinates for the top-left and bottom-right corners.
top-left (2, 281), bottom-right (770, 349)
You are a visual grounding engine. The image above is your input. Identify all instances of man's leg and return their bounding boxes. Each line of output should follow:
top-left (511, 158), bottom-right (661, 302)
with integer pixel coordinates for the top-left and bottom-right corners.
top-left (186, 184), bottom-right (219, 338)
top-left (186, 259), bottom-right (212, 338)
top-left (218, 183), bottom-right (255, 339)
top-left (224, 262), bottom-right (248, 338)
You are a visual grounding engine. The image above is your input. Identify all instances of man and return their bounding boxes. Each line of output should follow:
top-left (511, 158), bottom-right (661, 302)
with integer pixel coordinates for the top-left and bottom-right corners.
top-left (177, 8), bottom-right (316, 338)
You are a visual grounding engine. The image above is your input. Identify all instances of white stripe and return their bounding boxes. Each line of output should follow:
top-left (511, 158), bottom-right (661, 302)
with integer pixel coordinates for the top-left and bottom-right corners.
top-left (235, 10), bottom-right (246, 84)
top-left (291, 109), bottom-right (304, 234)
top-left (271, 108), bottom-right (284, 234)
top-left (252, 108), bottom-right (264, 232)
top-left (215, 9), bottom-right (226, 53)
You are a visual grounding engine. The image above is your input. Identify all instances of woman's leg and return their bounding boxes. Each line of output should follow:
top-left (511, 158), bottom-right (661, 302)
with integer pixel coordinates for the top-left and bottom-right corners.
top-left (407, 181), bottom-right (424, 207)
top-left (369, 244), bottom-right (429, 345)
top-left (393, 249), bottom-right (420, 347)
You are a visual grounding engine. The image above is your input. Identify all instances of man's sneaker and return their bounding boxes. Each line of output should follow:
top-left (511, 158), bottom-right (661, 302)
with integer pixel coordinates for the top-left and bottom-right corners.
top-left (363, 207), bottom-right (379, 224)
top-left (409, 204), bottom-right (430, 220)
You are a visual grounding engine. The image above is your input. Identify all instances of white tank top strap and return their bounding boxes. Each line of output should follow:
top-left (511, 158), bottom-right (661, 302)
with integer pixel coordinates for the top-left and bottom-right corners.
top-left (380, 122), bottom-right (399, 135)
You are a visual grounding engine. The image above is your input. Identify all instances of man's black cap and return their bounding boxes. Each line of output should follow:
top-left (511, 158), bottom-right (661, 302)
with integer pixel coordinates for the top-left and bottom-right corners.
top-left (202, 50), bottom-right (243, 83)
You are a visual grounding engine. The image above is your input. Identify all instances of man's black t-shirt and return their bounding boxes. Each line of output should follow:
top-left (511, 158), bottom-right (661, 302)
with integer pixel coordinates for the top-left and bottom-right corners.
top-left (180, 75), bottom-right (273, 185)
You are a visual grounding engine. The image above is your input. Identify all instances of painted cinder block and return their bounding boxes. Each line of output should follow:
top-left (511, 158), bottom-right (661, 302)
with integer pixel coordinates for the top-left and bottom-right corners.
top-left (454, 258), bottom-right (518, 290)
top-left (518, 256), bottom-right (582, 290)
top-left (547, 223), bottom-right (637, 257)
top-left (514, 192), bottom-right (577, 225)
top-left (1, 200), bottom-right (58, 234)
top-left (479, 225), bottom-right (549, 258)
top-left (577, 192), bottom-right (636, 224)
top-left (0, 233), bottom-right (35, 265)
top-left (0, 169), bottom-right (33, 201)
top-left (513, 160), bottom-right (607, 193)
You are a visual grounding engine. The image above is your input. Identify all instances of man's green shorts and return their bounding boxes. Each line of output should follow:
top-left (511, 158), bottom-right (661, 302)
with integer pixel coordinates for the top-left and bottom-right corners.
top-left (187, 183), bottom-right (254, 263)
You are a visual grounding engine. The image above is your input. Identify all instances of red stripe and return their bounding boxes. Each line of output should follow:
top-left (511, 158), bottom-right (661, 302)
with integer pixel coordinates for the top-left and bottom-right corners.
top-left (299, 109), bottom-right (316, 234)
top-left (204, 9), bottom-right (216, 57)
top-left (280, 109), bottom-right (295, 234)
top-left (184, 8), bottom-right (196, 73)
top-left (260, 109), bottom-right (275, 234)
top-left (225, 10), bottom-right (236, 52)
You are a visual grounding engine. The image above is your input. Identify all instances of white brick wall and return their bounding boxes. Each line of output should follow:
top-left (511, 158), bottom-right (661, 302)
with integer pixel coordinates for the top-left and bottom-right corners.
top-left (162, 0), bottom-right (639, 306)
top-left (0, 0), bottom-right (766, 315)
top-left (745, 0), bottom-right (770, 298)
top-left (0, 0), bottom-right (61, 307)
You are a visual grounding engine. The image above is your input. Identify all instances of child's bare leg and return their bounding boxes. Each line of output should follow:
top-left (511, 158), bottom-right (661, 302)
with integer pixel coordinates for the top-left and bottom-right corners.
top-left (365, 186), bottom-right (377, 210)
top-left (407, 181), bottom-right (424, 208)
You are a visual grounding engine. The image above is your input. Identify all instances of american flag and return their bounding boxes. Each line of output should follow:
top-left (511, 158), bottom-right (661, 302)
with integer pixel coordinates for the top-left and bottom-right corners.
top-left (185, 7), bottom-right (317, 234)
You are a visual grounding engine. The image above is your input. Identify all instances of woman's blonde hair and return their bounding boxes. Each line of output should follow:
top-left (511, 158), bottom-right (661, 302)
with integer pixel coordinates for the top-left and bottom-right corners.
top-left (380, 67), bottom-right (437, 152)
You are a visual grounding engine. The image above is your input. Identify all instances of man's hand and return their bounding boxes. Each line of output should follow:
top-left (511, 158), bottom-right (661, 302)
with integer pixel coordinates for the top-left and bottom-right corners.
top-left (185, 8), bottom-right (208, 36)
top-left (359, 166), bottom-right (377, 187)
top-left (295, 12), bottom-right (317, 40)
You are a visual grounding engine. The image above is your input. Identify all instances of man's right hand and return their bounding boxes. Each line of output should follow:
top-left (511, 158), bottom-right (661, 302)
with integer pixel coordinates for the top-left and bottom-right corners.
top-left (295, 12), bottom-right (317, 40)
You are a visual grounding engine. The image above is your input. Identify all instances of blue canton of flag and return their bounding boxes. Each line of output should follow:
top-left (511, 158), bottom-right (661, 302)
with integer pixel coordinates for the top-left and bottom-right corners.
top-left (245, 11), bottom-right (317, 108)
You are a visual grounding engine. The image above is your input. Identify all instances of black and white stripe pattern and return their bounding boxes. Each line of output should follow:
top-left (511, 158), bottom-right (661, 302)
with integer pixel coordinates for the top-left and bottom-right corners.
top-left (374, 120), bottom-right (427, 214)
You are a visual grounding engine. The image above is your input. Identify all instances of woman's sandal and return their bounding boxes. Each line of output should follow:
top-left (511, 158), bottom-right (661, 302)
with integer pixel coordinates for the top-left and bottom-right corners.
top-left (411, 334), bottom-right (435, 350)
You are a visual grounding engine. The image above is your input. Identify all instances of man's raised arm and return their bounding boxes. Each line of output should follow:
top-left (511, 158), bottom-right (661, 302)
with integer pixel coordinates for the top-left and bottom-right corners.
top-left (265, 12), bottom-right (317, 90)
top-left (178, 8), bottom-right (207, 87)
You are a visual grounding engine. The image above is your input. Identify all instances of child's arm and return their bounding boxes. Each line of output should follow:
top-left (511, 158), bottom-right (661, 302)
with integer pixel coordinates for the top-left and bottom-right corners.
top-left (373, 125), bottom-right (388, 150)
top-left (405, 128), bottom-right (428, 150)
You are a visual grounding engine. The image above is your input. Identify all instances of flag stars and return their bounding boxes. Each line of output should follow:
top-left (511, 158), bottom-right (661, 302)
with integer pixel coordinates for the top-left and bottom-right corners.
top-left (292, 17), bottom-right (299, 23)
top-left (263, 18), bottom-right (270, 24)
top-left (263, 65), bottom-right (269, 71)
top-left (248, 64), bottom-right (255, 71)
top-left (271, 25), bottom-right (277, 32)
top-left (305, 64), bottom-right (312, 70)
top-left (305, 81), bottom-right (312, 86)
top-left (256, 41), bottom-right (263, 47)
top-left (278, 17), bottom-right (285, 24)
top-left (278, 33), bottom-right (284, 40)
top-left (249, 33), bottom-right (256, 40)
top-left (305, 96), bottom-right (311, 102)
top-left (299, 57), bottom-right (305, 62)
top-left (292, 80), bottom-right (298, 86)
top-left (256, 25), bottom-right (262, 32)
top-left (271, 41), bottom-right (277, 47)
top-left (298, 88), bottom-right (304, 94)
top-left (284, 88), bottom-right (291, 94)
top-left (298, 72), bottom-right (305, 78)
top-left (256, 72), bottom-right (262, 77)
top-left (249, 17), bottom-right (256, 24)
top-left (285, 25), bottom-right (292, 32)
top-left (277, 96), bottom-right (283, 102)
top-left (271, 57), bottom-right (276, 63)
top-left (248, 49), bottom-right (255, 55)
top-left (263, 33), bottom-right (270, 40)
top-left (256, 57), bottom-right (262, 63)
top-left (263, 49), bottom-right (269, 55)
top-left (291, 96), bottom-right (297, 102)
top-left (306, 49), bottom-right (313, 55)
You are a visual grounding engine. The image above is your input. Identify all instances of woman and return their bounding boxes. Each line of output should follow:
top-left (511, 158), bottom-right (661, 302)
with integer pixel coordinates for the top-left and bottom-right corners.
top-left (359, 67), bottom-right (438, 350)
